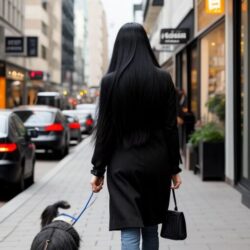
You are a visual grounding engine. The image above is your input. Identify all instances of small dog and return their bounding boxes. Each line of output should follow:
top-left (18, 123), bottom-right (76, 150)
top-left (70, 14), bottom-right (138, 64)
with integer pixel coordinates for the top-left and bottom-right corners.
top-left (31, 201), bottom-right (80, 250)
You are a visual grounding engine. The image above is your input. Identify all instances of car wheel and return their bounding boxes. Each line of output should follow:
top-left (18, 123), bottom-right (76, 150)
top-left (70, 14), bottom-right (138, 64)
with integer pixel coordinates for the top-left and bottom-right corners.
top-left (54, 147), bottom-right (65, 159)
top-left (78, 133), bottom-right (82, 143)
top-left (64, 143), bottom-right (69, 156)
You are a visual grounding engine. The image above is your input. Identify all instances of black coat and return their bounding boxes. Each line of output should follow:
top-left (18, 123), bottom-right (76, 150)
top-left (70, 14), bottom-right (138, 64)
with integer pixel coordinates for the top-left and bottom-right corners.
top-left (91, 71), bottom-right (182, 231)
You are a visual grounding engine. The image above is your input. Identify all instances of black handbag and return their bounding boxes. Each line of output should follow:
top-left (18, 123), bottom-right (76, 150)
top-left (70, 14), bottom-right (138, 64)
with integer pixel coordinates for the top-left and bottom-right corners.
top-left (160, 188), bottom-right (187, 240)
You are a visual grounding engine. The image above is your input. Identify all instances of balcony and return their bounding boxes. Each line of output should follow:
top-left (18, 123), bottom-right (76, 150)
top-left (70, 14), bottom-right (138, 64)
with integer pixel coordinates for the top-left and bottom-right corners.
top-left (142, 0), bottom-right (164, 34)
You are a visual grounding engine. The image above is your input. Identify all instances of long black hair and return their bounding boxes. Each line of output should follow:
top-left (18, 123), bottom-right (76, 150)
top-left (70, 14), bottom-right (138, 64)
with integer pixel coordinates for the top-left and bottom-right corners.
top-left (95, 22), bottom-right (169, 148)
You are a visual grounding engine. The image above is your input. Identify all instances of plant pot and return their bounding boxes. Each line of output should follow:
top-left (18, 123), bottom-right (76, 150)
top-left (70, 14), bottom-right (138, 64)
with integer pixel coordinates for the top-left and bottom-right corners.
top-left (199, 141), bottom-right (225, 181)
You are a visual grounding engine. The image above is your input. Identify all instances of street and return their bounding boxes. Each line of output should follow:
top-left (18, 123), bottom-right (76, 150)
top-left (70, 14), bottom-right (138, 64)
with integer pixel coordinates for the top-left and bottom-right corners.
top-left (0, 138), bottom-right (87, 209)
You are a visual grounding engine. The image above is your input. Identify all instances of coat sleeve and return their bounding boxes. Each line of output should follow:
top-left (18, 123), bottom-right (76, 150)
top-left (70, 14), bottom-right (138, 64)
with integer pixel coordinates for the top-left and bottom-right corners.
top-left (164, 74), bottom-right (182, 175)
top-left (91, 77), bottom-right (115, 177)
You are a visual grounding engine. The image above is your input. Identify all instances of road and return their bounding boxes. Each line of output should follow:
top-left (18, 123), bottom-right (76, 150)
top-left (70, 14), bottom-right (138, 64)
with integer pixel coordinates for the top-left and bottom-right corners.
top-left (0, 138), bottom-right (87, 208)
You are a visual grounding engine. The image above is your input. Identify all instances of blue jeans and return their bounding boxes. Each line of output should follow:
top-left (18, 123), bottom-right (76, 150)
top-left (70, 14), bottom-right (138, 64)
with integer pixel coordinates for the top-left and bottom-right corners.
top-left (121, 225), bottom-right (159, 250)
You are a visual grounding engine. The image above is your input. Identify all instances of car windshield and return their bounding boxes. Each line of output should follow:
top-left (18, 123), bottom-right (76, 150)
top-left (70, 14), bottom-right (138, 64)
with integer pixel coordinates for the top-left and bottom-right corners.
top-left (36, 96), bottom-right (60, 107)
top-left (14, 111), bottom-right (54, 126)
top-left (0, 115), bottom-right (7, 137)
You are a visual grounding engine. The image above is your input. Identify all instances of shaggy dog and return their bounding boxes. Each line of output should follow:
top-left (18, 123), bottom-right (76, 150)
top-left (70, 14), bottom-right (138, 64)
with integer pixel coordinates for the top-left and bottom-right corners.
top-left (30, 201), bottom-right (80, 250)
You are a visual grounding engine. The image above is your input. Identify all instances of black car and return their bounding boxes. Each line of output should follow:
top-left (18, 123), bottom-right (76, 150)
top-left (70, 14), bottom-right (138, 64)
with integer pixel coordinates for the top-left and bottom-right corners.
top-left (62, 111), bottom-right (82, 143)
top-left (0, 111), bottom-right (36, 192)
top-left (13, 106), bottom-right (70, 159)
top-left (63, 110), bottom-right (94, 134)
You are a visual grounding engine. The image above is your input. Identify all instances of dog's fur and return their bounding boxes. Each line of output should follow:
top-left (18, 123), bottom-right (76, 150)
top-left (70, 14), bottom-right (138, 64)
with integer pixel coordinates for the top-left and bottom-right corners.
top-left (31, 201), bottom-right (80, 250)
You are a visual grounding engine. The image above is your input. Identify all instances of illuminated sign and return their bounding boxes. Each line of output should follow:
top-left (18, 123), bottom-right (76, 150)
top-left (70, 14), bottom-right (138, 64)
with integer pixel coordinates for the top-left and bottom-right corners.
top-left (29, 71), bottom-right (44, 80)
top-left (6, 68), bottom-right (25, 81)
top-left (206, 0), bottom-right (224, 14)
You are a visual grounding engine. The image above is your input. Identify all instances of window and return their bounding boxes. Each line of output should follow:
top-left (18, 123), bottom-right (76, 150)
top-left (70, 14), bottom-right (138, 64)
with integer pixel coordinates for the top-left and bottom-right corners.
top-left (41, 45), bottom-right (47, 59)
top-left (0, 115), bottom-right (7, 136)
top-left (200, 22), bottom-right (225, 122)
top-left (8, 1), bottom-right (11, 21)
top-left (42, 0), bottom-right (48, 10)
top-left (190, 45), bottom-right (199, 118)
top-left (14, 111), bottom-right (54, 126)
top-left (240, 0), bottom-right (250, 185)
top-left (196, 0), bottom-right (225, 32)
top-left (42, 21), bottom-right (48, 36)
top-left (13, 116), bottom-right (26, 138)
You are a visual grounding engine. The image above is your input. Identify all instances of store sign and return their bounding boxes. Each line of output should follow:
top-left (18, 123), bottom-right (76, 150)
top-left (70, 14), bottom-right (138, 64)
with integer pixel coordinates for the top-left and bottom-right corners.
top-left (27, 37), bottom-right (38, 57)
top-left (5, 37), bottom-right (24, 53)
top-left (29, 71), bottom-right (44, 80)
top-left (206, 0), bottom-right (224, 14)
top-left (160, 29), bottom-right (189, 44)
top-left (5, 36), bottom-right (39, 56)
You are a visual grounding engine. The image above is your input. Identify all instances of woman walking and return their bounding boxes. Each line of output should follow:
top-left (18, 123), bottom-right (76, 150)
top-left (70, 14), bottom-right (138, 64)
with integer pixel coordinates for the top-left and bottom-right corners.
top-left (90, 23), bottom-right (182, 250)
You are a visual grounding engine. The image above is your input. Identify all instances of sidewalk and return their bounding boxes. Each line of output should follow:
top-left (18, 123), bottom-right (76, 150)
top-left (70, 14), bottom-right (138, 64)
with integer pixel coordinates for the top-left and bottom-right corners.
top-left (0, 137), bottom-right (250, 250)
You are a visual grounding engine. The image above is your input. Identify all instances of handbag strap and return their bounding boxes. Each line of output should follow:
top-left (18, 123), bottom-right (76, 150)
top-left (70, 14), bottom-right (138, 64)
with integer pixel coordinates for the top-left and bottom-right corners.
top-left (171, 188), bottom-right (178, 211)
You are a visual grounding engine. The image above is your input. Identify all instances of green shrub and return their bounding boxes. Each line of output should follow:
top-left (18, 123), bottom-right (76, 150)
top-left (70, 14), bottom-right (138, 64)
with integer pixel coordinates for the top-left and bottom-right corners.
top-left (189, 122), bottom-right (224, 147)
top-left (206, 94), bottom-right (225, 122)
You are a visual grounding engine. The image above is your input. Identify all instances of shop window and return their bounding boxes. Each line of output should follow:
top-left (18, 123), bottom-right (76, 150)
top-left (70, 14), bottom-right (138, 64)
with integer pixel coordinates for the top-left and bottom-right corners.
top-left (190, 45), bottom-right (199, 118)
top-left (240, 0), bottom-right (250, 185)
top-left (41, 45), bottom-right (47, 60)
top-left (200, 22), bottom-right (225, 123)
top-left (181, 51), bottom-right (188, 96)
top-left (196, 0), bottom-right (225, 32)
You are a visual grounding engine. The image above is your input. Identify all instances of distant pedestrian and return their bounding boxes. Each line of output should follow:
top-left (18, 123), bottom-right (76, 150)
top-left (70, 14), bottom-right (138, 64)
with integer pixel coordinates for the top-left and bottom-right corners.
top-left (90, 23), bottom-right (182, 250)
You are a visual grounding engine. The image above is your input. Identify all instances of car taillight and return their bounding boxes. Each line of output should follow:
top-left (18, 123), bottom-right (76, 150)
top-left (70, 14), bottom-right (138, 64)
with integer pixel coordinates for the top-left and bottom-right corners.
top-left (45, 123), bottom-right (64, 132)
top-left (86, 119), bottom-right (93, 126)
top-left (0, 143), bottom-right (17, 152)
top-left (68, 122), bottom-right (80, 129)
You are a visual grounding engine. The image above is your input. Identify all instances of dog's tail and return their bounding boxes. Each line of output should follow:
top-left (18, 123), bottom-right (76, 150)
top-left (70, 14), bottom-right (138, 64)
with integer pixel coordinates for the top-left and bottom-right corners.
top-left (41, 201), bottom-right (70, 228)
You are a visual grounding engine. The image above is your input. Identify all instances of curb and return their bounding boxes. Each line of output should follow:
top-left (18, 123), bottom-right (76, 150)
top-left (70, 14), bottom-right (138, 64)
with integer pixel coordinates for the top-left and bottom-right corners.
top-left (0, 137), bottom-right (92, 223)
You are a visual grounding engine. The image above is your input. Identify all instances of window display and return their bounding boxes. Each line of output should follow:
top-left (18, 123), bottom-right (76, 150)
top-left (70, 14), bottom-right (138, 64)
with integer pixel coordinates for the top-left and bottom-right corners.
top-left (200, 23), bottom-right (225, 123)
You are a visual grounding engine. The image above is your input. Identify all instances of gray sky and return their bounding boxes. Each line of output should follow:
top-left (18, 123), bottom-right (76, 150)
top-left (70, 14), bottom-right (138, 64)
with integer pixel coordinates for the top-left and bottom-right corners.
top-left (101, 0), bottom-right (142, 56)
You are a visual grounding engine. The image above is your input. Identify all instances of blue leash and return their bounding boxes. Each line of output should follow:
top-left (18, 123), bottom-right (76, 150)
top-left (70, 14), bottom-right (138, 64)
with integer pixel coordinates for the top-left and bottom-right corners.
top-left (59, 192), bottom-right (94, 226)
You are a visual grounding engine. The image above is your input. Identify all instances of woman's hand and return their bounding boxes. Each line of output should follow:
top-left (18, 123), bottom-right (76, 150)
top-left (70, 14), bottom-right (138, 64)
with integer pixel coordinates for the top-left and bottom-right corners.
top-left (171, 174), bottom-right (182, 189)
top-left (91, 175), bottom-right (104, 193)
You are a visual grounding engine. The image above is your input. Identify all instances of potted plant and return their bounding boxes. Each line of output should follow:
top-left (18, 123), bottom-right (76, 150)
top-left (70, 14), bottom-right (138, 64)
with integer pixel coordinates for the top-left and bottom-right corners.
top-left (189, 122), bottom-right (225, 180)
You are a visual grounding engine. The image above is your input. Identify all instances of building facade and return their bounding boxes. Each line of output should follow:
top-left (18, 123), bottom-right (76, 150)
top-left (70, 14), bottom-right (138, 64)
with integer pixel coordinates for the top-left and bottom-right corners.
top-left (74, 0), bottom-right (86, 93)
top-left (24, 0), bottom-right (62, 104)
top-left (61, 0), bottom-right (74, 94)
top-left (0, 0), bottom-right (26, 108)
top-left (85, 0), bottom-right (108, 88)
top-left (143, 0), bottom-right (250, 208)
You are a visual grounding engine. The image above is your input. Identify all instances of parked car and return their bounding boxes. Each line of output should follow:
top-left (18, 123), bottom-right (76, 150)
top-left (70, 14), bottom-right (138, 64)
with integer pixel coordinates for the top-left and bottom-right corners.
top-left (0, 111), bottom-right (37, 192)
top-left (62, 110), bottom-right (94, 134)
top-left (62, 111), bottom-right (81, 143)
top-left (13, 106), bottom-right (70, 159)
top-left (36, 92), bottom-right (65, 110)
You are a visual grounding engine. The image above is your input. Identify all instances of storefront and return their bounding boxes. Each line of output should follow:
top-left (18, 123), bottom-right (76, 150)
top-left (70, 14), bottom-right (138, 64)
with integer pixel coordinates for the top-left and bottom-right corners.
top-left (233, 0), bottom-right (250, 207)
top-left (0, 61), bottom-right (26, 108)
top-left (173, 0), bottom-right (225, 140)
